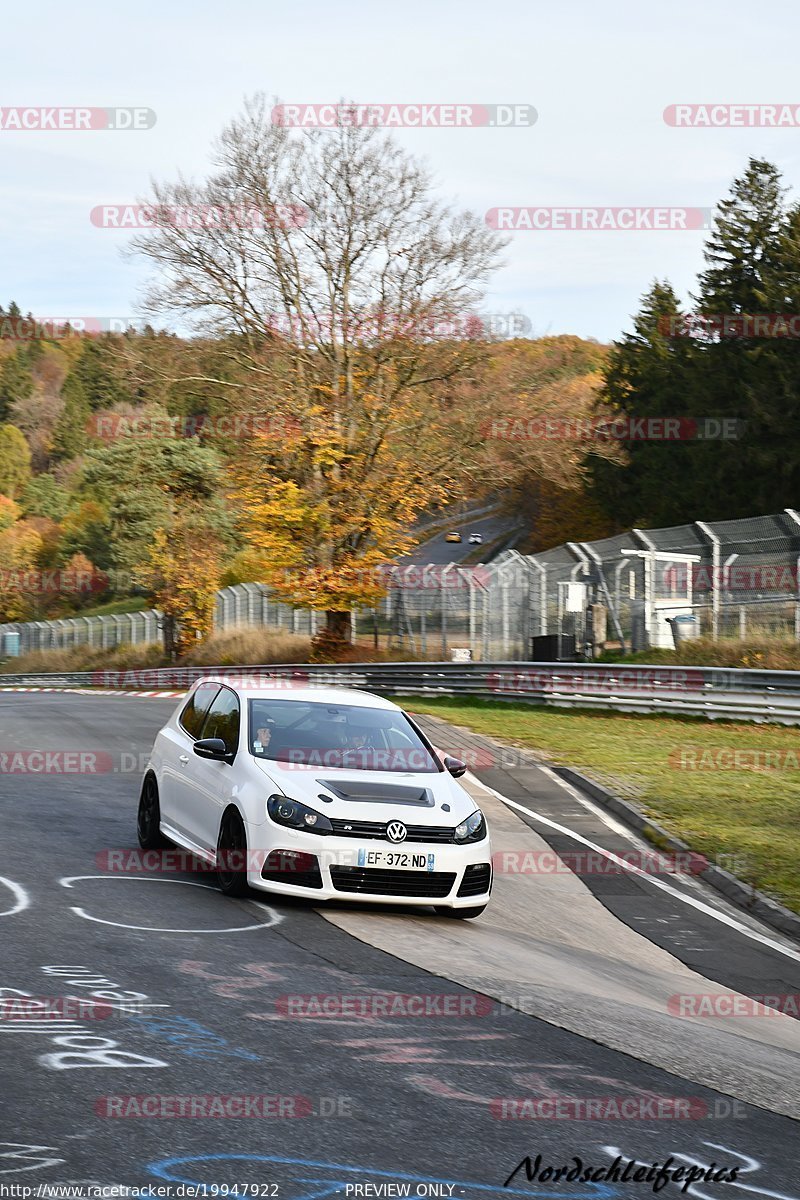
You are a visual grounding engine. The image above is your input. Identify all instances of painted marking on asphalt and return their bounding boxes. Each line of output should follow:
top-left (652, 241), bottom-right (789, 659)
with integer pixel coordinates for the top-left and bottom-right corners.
top-left (468, 773), bottom-right (800, 966)
top-left (58, 876), bottom-right (283, 934)
top-left (0, 1144), bottom-right (66, 1176)
top-left (535, 761), bottom-right (648, 847)
top-left (148, 1152), bottom-right (619, 1198)
top-left (0, 877), bottom-right (29, 917)
top-left (0, 687), bottom-right (185, 697)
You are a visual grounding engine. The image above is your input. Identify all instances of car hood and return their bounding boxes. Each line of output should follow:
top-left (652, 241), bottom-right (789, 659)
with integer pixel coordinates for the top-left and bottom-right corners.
top-left (251, 756), bottom-right (477, 824)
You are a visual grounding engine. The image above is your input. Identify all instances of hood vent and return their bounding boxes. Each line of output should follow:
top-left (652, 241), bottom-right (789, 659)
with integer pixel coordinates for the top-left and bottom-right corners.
top-left (317, 779), bottom-right (434, 807)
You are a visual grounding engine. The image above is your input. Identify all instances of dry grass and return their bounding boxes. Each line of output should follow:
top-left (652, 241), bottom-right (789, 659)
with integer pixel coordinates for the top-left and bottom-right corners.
top-left (0, 642), bottom-right (166, 675)
top-left (182, 628), bottom-right (313, 666)
top-left (600, 637), bottom-right (800, 671)
top-left (0, 625), bottom-right (424, 675)
top-left (408, 696), bottom-right (800, 914)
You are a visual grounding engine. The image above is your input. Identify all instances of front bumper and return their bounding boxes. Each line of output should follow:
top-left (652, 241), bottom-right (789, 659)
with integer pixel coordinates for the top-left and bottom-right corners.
top-left (246, 831), bottom-right (492, 908)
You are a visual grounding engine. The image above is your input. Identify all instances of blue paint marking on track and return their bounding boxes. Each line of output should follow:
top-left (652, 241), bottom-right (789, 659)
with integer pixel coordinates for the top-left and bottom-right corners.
top-left (147, 1152), bottom-right (623, 1200)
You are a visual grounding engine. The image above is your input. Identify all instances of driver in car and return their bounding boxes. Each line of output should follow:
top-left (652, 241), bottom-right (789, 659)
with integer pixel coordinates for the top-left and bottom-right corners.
top-left (341, 727), bottom-right (375, 767)
top-left (252, 718), bottom-right (275, 755)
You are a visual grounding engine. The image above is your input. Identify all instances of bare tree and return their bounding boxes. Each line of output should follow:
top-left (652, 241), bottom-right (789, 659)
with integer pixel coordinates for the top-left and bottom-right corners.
top-left (131, 95), bottom-right (507, 642)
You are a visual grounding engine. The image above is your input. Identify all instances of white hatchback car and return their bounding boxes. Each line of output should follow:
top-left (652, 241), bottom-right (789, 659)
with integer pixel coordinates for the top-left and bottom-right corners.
top-left (138, 682), bottom-right (492, 918)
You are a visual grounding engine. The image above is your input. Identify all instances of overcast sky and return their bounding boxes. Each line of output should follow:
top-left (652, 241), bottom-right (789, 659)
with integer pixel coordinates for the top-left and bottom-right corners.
top-left (2, 0), bottom-right (799, 344)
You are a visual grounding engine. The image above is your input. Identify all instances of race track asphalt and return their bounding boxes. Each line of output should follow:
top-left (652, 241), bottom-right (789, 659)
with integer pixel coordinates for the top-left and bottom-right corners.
top-left (0, 692), bottom-right (797, 1198)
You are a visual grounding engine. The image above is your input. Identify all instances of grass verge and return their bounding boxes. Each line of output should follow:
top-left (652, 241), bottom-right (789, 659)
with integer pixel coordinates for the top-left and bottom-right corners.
top-left (0, 627), bottom-right (426, 676)
top-left (403, 696), bottom-right (800, 914)
top-left (598, 637), bottom-right (800, 670)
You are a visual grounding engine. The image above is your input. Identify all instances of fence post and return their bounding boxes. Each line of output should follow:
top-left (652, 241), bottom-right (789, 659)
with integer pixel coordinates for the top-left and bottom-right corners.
top-left (580, 541), bottom-right (626, 655)
top-left (440, 564), bottom-right (456, 658)
top-left (695, 521), bottom-right (720, 640)
top-left (421, 566), bottom-right (437, 657)
top-left (500, 564), bottom-right (510, 657)
top-left (465, 571), bottom-right (476, 656)
top-left (632, 529), bottom-right (658, 647)
top-left (525, 555), bottom-right (547, 639)
top-left (481, 572), bottom-right (491, 661)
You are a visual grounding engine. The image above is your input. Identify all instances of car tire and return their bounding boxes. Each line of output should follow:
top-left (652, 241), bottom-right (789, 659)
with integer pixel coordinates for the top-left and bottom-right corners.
top-left (137, 774), bottom-right (170, 850)
top-left (435, 904), bottom-right (487, 920)
top-left (217, 808), bottom-right (250, 897)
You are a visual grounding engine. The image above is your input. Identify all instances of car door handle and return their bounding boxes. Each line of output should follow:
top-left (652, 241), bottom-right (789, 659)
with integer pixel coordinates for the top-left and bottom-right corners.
top-left (179, 754), bottom-right (189, 765)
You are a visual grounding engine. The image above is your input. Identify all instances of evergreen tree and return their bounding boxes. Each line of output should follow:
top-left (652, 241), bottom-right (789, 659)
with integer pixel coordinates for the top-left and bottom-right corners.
top-left (72, 337), bottom-right (131, 410)
top-left (590, 159), bottom-right (800, 526)
top-left (78, 436), bottom-right (233, 580)
top-left (0, 352), bottom-right (34, 420)
top-left (589, 282), bottom-right (702, 526)
top-left (0, 425), bottom-right (32, 498)
top-left (51, 374), bottom-right (93, 460)
top-left (693, 158), bottom-right (800, 516)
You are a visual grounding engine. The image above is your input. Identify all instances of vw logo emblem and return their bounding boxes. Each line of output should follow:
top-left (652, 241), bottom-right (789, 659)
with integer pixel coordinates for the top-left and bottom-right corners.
top-left (386, 821), bottom-right (407, 844)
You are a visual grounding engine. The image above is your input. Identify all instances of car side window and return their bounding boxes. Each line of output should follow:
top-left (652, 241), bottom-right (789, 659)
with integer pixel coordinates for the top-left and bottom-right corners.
top-left (199, 686), bottom-right (241, 756)
top-left (179, 682), bottom-right (220, 739)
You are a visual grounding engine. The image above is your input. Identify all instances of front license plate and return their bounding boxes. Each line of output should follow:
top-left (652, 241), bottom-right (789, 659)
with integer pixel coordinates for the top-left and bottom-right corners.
top-left (357, 849), bottom-right (436, 871)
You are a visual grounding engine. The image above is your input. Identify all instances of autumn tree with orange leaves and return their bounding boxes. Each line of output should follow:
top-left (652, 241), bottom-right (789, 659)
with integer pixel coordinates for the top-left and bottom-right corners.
top-left (131, 96), bottom-right (506, 642)
top-left (136, 507), bottom-right (223, 657)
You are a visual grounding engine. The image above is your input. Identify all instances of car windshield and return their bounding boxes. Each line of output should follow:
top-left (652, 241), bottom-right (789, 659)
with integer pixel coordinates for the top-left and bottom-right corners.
top-left (248, 699), bottom-right (441, 773)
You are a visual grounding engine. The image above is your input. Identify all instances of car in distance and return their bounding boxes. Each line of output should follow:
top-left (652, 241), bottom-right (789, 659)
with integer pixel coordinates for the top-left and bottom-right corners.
top-left (468, 533), bottom-right (483, 544)
top-left (444, 531), bottom-right (462, 543)
top-left (138, 682), bottom-right (491, 918)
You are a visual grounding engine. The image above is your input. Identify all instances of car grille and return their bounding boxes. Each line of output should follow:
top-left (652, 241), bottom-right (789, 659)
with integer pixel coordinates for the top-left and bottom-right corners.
top-left (330, 866), bottom-right (456, 898)
top-left (457, 863), bottom-right (492, 897)
top-left (329, 818), bottom-right (456, 844)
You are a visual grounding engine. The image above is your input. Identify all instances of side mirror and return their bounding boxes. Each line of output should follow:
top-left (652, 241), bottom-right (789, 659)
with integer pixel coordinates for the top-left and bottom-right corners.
top-left (194, 737), bottom-right (230, 762)
top-left (443, 755), bottom-right (467, 778)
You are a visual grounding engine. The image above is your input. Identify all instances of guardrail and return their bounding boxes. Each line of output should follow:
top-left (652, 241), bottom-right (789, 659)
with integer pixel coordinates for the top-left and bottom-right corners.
top-left (4, 661), bottom-right (800, 724)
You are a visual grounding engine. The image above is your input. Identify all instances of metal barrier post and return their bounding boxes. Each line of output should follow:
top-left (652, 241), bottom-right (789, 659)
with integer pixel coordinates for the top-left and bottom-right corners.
top-left (696, 521), bottom-right (720, 640)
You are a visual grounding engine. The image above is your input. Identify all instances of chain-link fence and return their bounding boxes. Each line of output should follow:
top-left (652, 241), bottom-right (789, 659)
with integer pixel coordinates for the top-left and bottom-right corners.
top-left (0, 585), bottom-right (323, 658)
top-left (524, 509), bottom-right (800, 656)
top-left (2, 509), bottom-right (800, 661)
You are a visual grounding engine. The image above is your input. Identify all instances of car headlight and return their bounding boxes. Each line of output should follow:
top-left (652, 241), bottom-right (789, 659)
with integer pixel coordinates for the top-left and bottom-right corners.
top-left (267, 794), bottom-right (333, 835)
top-left (454, 809), bottom-right (486, 843)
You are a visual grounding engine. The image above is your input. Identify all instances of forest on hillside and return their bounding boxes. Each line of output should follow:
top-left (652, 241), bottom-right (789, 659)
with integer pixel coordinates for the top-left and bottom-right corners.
top-left (1, 155), bottom-right (798, 641)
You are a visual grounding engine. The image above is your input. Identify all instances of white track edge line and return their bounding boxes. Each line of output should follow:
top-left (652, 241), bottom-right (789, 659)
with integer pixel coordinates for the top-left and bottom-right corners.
top-left (466, 770), bottom-right (800, 965)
